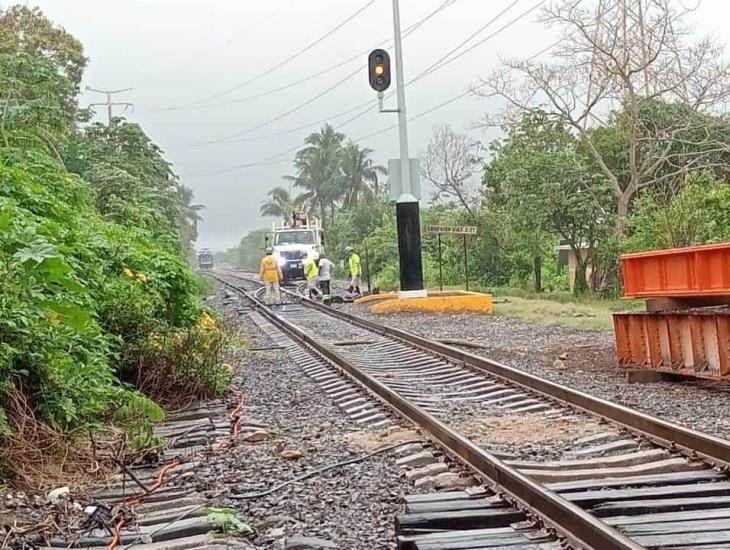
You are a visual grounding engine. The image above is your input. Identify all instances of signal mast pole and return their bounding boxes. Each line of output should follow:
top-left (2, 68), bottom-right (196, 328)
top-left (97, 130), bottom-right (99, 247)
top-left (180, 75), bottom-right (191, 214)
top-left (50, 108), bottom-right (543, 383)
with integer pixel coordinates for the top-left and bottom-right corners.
top-left (391, 0), bottom-right (425, 297)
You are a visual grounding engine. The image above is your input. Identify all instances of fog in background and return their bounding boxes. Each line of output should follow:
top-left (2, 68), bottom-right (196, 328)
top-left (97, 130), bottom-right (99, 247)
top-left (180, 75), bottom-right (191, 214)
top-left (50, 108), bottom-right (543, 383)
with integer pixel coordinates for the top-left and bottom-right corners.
top-left (28, 0), bottom-right (730, 251)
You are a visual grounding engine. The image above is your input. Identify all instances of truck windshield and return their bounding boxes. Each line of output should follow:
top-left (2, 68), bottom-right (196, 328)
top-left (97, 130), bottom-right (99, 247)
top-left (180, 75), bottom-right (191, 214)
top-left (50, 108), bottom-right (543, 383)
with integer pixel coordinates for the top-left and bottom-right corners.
top-left (275, 231), bottom-right (315, 245)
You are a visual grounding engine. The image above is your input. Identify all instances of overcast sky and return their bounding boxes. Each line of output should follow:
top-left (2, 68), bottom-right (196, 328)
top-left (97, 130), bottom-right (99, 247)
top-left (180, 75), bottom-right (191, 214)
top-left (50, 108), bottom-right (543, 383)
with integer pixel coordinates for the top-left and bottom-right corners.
top-left (24, 0), bottom-right (730, 251)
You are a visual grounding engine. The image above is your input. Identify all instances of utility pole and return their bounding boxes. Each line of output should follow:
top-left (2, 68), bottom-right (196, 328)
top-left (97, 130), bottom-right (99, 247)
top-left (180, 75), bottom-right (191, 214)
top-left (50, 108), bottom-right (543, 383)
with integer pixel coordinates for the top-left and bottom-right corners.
top-left (86, 87), bottom-right (134, 126)
top-left (391, 0), bottom-right (425, 298)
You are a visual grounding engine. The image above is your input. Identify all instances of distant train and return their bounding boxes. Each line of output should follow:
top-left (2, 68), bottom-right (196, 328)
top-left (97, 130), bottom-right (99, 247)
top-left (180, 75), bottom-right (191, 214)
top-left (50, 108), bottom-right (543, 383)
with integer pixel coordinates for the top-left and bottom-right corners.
top-left (198, 249), bottom-right (214, 270)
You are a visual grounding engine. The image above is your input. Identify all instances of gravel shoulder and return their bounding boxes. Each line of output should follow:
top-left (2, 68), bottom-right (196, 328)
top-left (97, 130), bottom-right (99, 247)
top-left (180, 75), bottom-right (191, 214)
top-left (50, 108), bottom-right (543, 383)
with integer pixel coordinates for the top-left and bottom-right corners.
top-left (201, 293), bottom-right (415, 549)
top-left (338, 304), bottom-right (730, 439)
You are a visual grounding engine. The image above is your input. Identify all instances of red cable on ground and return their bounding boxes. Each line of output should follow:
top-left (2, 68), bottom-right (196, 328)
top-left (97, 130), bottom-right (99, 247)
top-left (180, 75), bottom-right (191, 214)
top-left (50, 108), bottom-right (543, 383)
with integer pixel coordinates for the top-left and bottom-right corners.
top-left (106, 519), bottom-right (125, 550)
top-left (107, 388), bottom-right (244, 549)
top-left (108, 458), bottom-right (183, 549)
top-left (136, 458), bottom-right (181, 502)
top-left (229, 391), bottom-right (246, 438)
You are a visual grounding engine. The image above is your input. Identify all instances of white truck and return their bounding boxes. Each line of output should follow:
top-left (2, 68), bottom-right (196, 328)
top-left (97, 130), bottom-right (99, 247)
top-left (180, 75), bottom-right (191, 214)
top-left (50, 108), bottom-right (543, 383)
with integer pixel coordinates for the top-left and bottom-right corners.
top-left (268, 213), bottom-right (324, 284)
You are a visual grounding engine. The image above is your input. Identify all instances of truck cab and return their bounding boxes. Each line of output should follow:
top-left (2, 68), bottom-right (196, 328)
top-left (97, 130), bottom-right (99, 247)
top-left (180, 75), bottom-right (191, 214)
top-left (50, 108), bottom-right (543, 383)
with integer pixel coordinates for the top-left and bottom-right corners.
top-left (197, 248), bottom-right (214, 270)
top-left (270, 214), bottom-right (323, 284)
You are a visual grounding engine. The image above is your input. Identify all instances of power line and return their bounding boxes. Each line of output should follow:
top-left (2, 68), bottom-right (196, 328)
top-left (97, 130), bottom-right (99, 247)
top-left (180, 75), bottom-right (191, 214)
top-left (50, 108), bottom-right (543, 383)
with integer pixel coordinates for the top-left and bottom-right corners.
top-left (409, 0), bottom-right (523, 83)
top-left (274, 0), bottom-right (542, 143)
top-left (205, 0), bottom-right (537, 146)
top-left (319, 0), bottom-right (534, 139)
top-left (176, 0), bottom-right (376, 108)
top-left (190, 0), bottom-right (460, 144)
top-left (203, 65), bottom-right (364, 144)
top-left (352, 90), bottom-right (472, 143)
top-left (192, 99), bottom-right (377, 145)
top-left (416, 0), bottom-right (548, 80)
top-left (183, 3), bottom-right (554, 176)
top-left (182, 89), bottom-right (473, 178)
top-left (350, 36), bottom-right (560, 144)
top-left (143, 0), bottom-right (458, 114)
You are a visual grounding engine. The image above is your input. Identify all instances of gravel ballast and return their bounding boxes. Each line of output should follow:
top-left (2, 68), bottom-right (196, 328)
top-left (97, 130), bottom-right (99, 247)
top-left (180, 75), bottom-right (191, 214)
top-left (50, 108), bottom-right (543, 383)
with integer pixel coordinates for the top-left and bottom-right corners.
top-left (338, 304), bottom-right (730, 439)
top-left (200, 292), bottom-right (416, 549)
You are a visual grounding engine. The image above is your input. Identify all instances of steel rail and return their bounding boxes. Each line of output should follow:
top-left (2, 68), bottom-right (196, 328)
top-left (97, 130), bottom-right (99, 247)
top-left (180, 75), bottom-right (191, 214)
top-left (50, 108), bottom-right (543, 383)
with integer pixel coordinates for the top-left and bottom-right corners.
top-left (216, 275), bottom-right (643, 550)
top-left (295, 293), bottom-right (730, 468)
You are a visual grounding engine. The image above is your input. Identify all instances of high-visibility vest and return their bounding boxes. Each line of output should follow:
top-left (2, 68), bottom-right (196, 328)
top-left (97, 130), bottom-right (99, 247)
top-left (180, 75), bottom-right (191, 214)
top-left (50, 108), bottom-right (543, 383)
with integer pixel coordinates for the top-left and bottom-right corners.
top-left (349, 253), bottom-right (361, 277)
top-left (260, 255), bottom-right (282, 283)
top-left (304, 259), bottom-right (318, 280)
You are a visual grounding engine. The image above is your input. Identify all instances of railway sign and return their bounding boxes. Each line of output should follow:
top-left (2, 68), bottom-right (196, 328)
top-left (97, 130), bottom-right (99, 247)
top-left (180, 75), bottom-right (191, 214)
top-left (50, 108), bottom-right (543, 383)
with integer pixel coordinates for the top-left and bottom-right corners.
top-left (423, 225), bottom-right (478, 291)
top-left (423, 225), bottom-right (477, 235)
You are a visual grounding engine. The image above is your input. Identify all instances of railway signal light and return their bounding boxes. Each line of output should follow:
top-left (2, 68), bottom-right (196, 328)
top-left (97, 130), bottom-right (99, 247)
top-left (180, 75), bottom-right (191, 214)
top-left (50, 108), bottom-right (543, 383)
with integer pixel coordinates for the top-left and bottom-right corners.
top-left (368, 49), bottom-right (391, 92)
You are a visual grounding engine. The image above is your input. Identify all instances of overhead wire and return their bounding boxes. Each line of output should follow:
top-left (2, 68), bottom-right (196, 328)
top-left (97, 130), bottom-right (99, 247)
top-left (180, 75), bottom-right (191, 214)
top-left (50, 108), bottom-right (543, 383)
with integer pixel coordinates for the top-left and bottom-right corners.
top-left (181, 90), bottom-right (474, 177)
top-left (205, 64), bottom-right (364, 143)
top-left (319, 0), bottom-right (533, 143)
top-left (199, 100), bottom-right (377, 144)
top-left (424, 0), bottom-right (548, 73)
top-left (143, 0), bottom-right (458, 114)
top-left (203, 0), bottom-right (528, 146)
top-left (350, 35), bottom-right (562, 144)
top-left (181, 1), bottom-right (553, 177)
top-left (192, 0), bottom-right (460, 144)
top-left (409, 0), bottom-right (523, 84)
top-left (175, 0), bottom-right (377, 108)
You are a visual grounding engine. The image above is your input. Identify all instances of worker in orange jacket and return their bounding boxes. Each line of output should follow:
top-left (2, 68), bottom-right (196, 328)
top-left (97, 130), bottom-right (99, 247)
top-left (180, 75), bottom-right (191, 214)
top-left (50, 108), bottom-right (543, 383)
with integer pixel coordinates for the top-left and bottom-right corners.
top-left (259, 247), bottom-right (283, 305)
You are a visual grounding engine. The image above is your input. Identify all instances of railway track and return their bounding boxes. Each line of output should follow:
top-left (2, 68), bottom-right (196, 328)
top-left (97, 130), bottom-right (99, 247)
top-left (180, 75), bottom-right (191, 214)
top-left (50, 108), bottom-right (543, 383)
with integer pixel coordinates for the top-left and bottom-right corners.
top-left (215, 270), bottom-right (730, 550)
top-left (32, 394), bottom-right (257, 549)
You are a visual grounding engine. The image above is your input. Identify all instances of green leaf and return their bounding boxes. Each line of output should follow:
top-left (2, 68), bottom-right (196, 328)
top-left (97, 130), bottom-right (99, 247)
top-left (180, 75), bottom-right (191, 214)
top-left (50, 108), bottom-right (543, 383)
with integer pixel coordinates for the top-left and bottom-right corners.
top-left (204, 507), bottom-right (253, 534)
top-left (37, 257), bottom-right (84, 291)
top-left (40, 300), bottom-right (91, 330)
top-left (14, 241), bottom-right (58, 264)
top-left (0, 209), bottom-right (13, 232)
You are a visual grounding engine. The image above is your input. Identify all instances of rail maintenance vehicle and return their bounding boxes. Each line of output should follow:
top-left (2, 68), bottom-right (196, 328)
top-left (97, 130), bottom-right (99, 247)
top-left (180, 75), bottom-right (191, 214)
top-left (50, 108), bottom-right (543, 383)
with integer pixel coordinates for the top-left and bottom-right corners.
top-left (197, 248), bottom-right (215, 270)
top-left (268, 213), bottom-right (324, 284)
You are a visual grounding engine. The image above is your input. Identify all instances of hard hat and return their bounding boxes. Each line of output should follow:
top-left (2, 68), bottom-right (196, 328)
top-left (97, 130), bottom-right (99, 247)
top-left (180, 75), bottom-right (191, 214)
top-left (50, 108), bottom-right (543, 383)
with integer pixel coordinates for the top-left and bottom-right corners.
top-left (310, 251), bottom-right (320, 261)
top-left (344, 246), bottom-right (353, 253)
top-left (265, 247), bottom-right (273, 254)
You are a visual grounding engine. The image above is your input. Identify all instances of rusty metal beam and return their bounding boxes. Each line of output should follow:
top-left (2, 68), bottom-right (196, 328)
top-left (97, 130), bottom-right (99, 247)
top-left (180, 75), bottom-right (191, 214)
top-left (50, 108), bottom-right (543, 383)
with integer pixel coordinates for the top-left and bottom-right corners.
top-left (614, 311), bottom-right (730, 382)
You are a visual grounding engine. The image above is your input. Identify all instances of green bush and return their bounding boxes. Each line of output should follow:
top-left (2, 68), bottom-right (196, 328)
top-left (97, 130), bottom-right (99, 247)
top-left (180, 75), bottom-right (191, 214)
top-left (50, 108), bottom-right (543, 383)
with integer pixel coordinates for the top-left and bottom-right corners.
top-left (132, 319), bottom-right (231, 406)
top-left (624, 171), bottom-right (730, 252)
top-left (0, 7), bottom-right (232, 486)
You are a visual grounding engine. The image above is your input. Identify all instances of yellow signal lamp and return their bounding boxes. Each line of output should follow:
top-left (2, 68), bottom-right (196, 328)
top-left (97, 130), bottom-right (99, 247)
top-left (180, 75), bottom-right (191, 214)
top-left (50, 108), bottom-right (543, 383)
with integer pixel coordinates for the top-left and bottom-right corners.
top-left (368, 49), bottom-right (391, 92)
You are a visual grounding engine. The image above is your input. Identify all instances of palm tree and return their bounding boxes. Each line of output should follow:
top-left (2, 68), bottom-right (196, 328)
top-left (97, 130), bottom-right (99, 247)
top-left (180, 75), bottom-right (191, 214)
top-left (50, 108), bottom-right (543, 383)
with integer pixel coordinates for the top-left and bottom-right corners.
top-left (340, 141), bottom-right (387, 208)
top-left (176, 184), bottom-right (204, 253)
top-left (259, 186), bottom-right (305, 218)
top-left (289, 124), bottom-right (345, 225)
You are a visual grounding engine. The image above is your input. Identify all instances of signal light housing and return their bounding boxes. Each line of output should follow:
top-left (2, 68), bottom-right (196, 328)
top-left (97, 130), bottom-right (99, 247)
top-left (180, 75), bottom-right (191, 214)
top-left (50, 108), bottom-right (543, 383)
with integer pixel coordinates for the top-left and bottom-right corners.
top-left (368, 49), bottom-right (391, 92)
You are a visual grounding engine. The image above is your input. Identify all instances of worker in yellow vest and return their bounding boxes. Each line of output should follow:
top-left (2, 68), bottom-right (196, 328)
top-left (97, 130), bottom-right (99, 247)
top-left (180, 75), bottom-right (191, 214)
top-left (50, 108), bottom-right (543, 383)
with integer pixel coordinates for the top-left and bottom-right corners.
top-left (304, 252), bottom-right (322, 299)
top-left (345, 246), bottom-right (362, 296)
top-left (259, 247), bottom-right (282, 305)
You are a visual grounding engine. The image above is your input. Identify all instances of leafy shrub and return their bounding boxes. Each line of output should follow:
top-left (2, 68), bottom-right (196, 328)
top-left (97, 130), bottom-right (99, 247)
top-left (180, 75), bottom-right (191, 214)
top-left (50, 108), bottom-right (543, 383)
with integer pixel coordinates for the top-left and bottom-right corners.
top-left (112, 391), bottom-right (165, 451)
top-left (130, 315), bottom-right (231, 407)
top-left (0, 7), bottom-right (229, 486)
top-left (624, 171), bottom-right (730, 252)
top-left (0, 157), bottom-right (119, 428)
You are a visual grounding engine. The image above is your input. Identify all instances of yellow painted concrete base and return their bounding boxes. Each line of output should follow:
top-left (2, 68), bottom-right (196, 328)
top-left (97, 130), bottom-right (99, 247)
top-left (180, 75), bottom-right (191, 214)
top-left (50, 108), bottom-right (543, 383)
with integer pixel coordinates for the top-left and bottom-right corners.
top-left (364, 291), bottom-right (493, 315)
top-left (354, 292), bottom-right (397, 305)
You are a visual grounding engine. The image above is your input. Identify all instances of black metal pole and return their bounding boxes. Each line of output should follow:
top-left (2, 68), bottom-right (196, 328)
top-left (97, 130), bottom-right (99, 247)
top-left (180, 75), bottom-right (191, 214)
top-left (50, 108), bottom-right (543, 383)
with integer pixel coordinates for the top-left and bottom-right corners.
top-left (463, 234), bottom-right (469, 291)
top-left (396, 200), bottom-right (424, 292)
top-left (438, 233), bottom-right (443, 292)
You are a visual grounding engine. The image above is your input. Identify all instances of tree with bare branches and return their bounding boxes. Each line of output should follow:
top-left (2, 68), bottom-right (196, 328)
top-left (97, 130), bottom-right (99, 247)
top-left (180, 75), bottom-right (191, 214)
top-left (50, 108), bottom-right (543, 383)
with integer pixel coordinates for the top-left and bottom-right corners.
top-left (477, 0), bottom-right (730, 234)
top-left (421, 124), bottom-right (481, 218)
